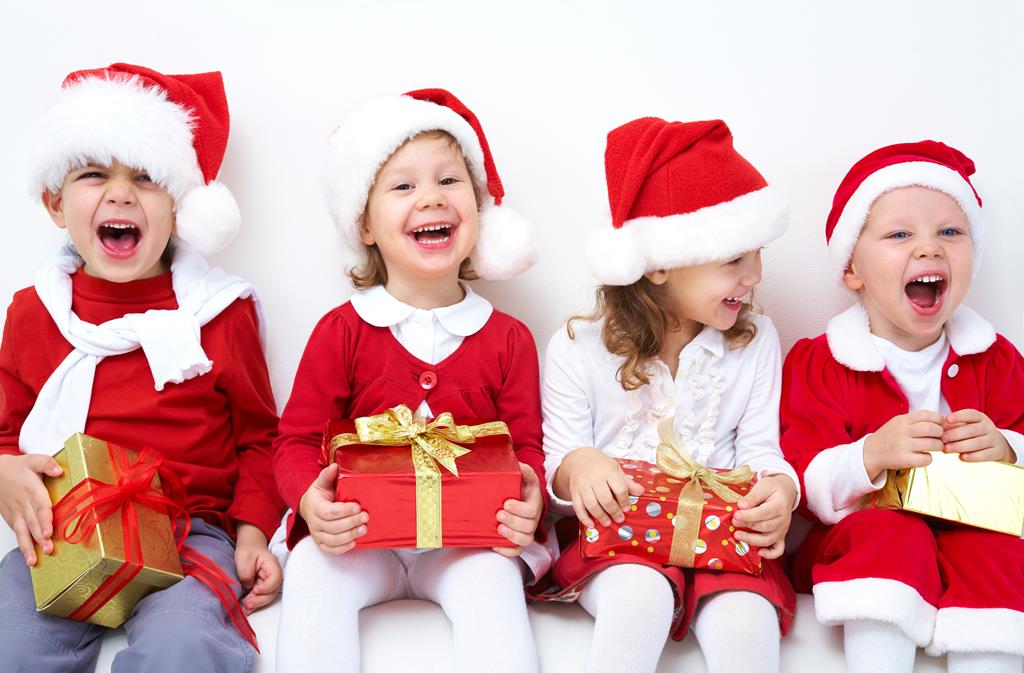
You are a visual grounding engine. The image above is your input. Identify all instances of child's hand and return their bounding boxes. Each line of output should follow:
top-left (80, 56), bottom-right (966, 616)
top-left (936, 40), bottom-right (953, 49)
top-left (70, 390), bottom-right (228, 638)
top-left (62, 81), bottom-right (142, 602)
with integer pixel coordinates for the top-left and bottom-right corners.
top-left (732, 473), bottom-right (798, 559)
top-left (555, 447), bottom-right (645, 529)
top-left (493, 462), bottom-right (543, 558)
top-left (234, 523), bottom-right (282, 614)
top-left (863, 411), bottom-right (945, 481)
top-left (0, 453), bottom-right (63, 566)
top-left (941, 409), bottom-right (1015, 463)
top-left (298, 464), bottom-right (368, 555)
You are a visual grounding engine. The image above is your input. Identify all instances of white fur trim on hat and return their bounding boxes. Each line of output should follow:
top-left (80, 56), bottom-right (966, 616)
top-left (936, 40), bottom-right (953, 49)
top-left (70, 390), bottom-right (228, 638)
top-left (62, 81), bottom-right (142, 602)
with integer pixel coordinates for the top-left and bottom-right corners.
top-left (813, 577), bottom-right (937, 646)
top-left (175, 181), bottom-right (241, 255)
top-left (828, 161), bottom-right (985, 281)
top-left (926, 607), bottom-right (1024, 656)
top-left (32, 75), bottom-right (204, 203)
top-left (471, 201), bottom-right (536, 280)
top-left (586, 186), bottom-right (788, 286)
top-left (324, 95), bottom-right (487, 259)
top-left (323, 94), bottom-right (533, 280)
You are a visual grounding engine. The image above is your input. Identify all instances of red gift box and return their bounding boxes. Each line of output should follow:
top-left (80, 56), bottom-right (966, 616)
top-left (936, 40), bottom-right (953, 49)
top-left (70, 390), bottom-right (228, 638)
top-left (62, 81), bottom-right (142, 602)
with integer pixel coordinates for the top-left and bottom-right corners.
top-left (321, 405), bottom-right (521, 549)
top-left (580, 421), bottom-right (762, 575)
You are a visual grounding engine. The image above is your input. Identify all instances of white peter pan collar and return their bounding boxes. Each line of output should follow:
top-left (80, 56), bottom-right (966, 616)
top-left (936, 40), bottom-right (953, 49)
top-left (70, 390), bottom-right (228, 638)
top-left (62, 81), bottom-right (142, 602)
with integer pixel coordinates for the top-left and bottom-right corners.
top-left (686, 324), bottom-right (726, 360)
top-left (825, 301), bottom-right (996, 372)
top-left (350, 284), bottom-right (493, 336)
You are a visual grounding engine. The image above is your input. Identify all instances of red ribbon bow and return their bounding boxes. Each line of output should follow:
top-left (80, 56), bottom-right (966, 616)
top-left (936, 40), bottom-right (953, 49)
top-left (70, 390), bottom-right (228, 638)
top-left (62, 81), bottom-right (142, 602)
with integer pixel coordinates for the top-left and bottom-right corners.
top-left (51, 442), bottom-right (260, 651)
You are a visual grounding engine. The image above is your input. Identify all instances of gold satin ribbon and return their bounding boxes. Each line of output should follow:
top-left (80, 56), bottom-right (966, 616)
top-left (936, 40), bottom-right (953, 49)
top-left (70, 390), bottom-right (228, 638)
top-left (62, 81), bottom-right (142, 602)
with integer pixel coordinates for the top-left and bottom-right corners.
top-left (655, 419), bottom-right (753, 566)
top-left (330, 405), bottom-right (510, 548)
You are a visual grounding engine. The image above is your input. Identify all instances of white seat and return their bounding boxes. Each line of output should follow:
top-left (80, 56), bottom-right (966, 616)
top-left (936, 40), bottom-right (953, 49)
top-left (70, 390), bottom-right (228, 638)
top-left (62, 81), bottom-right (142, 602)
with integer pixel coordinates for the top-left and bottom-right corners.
top-left (1, 522), bottom-right (952, 672)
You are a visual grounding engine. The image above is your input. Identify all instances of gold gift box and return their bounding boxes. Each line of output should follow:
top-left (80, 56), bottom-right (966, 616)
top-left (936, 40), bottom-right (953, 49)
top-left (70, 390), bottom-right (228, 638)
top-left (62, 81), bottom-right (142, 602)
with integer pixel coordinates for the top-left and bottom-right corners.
top-left (869, 451), bottom-right (1024, 536)
top-left (29, 434), bottom-right (183, 628)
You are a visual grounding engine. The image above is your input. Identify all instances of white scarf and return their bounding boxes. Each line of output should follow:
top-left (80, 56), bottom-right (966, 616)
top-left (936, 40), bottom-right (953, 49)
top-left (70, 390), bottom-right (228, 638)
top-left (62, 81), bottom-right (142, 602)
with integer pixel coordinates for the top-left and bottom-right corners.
top-left (19, 240), bottom-right (265, 455)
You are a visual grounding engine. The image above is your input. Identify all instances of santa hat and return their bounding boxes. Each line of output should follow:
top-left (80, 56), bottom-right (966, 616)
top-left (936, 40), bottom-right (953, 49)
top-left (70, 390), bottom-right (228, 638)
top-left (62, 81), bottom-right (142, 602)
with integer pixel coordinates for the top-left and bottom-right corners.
top-left (825, 140), bottom-right (984, 279)
top-left (586, 117), bottom-right (788, 286)
top-left (323, 88), bottom-right (534, 280)
top-left (31, 63), bottom-right (240, 256)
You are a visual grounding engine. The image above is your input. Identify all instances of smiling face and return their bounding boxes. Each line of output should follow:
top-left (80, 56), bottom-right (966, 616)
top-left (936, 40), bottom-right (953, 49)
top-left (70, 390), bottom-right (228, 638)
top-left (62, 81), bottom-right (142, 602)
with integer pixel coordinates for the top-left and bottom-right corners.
top-left (844, 186), bottom-right (973, 350)
top-left (43, 160), bottom-right (175, 282)
top-left (647, 248), bottom-right (763, 332)
top-left (359, 133), bottom-right (480, 292)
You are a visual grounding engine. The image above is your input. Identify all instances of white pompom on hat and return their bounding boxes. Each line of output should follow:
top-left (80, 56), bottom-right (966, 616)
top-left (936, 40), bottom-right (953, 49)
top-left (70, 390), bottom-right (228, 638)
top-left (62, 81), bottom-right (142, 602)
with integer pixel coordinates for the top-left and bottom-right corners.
top-left (323, 88), bottom-right (535, 280)
top-left (31, 63), bottom-right (240, 256)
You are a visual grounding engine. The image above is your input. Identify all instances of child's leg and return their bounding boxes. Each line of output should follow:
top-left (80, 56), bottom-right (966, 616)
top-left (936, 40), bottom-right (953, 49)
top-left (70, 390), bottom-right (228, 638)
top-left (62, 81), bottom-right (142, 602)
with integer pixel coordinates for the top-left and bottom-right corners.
top-left (0, 547), bottom-right (105, 673)
top-left (276, 539), bottom-right (407, 673)
top-left (843, 619), bottom-right (917, 673)
top-left (577, 563), bottom-right (674, 673)
top-left (691, 590), bottom-right (780, 673)
top-left (111, 519), bottom-right (254, 673)
top-left (928, 527), bottom-right (1024, 660)
top-left (407, 548), bottom-right (538, 673)
top-left (947, 653), bottom-right (1024, 673)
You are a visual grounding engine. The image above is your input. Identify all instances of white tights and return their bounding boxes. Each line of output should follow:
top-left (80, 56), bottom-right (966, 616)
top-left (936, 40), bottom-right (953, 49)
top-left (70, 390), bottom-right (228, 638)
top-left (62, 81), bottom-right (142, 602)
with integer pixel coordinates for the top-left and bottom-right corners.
top-left (844, 620), bottom-right (1023, 673)
top-left (276, 539), bottom-right (538, 673)
top-left (578, 564), bottom-right (782, 673)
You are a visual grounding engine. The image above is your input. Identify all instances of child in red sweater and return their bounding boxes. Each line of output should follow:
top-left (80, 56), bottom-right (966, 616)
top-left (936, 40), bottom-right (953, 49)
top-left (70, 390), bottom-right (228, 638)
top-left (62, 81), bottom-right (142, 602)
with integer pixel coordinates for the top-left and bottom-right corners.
top-left (0, 64), bottom-right (282, 673)
top-left (271, 89), bottom-right (546, 673)
top-left (781, 141), bottom-right (1024, 673)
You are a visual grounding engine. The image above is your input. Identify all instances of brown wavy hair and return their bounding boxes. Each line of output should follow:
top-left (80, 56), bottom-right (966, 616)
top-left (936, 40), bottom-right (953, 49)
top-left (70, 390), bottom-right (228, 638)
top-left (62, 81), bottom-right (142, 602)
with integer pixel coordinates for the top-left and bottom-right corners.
top-left (348, 130), bottom-right (481, 289)
top-left (568, 277), bottom-right (758, 391)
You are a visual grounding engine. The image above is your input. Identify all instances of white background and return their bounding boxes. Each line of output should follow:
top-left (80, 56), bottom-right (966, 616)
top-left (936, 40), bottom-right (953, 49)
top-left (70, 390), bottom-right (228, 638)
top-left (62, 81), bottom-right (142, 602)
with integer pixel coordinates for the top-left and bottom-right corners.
top-left (1, 1), bottom-right (1022, 407)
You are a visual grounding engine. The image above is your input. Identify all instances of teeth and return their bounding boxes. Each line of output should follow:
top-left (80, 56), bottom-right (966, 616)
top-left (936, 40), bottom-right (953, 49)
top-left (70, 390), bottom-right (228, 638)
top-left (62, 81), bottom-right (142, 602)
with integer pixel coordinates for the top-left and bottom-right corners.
top-left (413, 224), bottom-right (452, 233)
top-left (102, 223), bottom-right (137, 230)
top-left (913, 275), bottom-right (942, 283)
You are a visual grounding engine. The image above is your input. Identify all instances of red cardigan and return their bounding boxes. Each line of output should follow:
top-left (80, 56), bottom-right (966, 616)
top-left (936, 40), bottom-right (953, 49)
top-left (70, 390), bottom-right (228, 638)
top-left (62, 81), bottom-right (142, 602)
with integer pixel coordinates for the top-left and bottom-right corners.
top-left (0, 271), bottom-right (283, 539)
top-left (273, 301), bottom-right (546, 547)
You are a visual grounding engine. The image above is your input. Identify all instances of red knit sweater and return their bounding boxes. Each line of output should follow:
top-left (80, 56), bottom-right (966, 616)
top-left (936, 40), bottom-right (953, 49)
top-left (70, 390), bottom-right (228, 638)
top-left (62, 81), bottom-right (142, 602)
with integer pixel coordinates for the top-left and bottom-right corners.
top-left (0, 271), bottom-right (283, 539)
top-left (273, 301), bottom-right (546, 547)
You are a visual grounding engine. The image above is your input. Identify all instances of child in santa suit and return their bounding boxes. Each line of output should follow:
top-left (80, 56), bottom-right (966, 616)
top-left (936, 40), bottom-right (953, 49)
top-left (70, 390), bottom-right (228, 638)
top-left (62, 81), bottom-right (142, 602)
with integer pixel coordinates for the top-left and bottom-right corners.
top-left (0, 64), bottom-right (283, 672)
top-left (271, 89), bottom-right (549, 673)
top-left (781, 141), bottom-right (1024, 673)
top-left (537, 117), bottom-right (800, 673)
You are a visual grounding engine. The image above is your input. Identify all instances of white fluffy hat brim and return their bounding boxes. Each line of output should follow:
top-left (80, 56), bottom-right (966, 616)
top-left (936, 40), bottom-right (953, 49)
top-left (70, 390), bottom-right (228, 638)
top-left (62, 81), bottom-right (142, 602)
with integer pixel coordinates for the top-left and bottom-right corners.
top-left (827, 161), bottom-right (985, 281)
top-left (586, 186), bottom-right (788, 285)
top-left (324, 94), bottom-right (535, 280)
top-left (32, 74), bottom-right (239, 255)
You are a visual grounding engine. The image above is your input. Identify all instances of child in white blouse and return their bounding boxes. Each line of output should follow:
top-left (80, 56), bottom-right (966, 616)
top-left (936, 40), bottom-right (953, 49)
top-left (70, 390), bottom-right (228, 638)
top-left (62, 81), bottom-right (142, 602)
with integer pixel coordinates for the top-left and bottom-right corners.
top-left (539, 118), bottom-right (800, 673)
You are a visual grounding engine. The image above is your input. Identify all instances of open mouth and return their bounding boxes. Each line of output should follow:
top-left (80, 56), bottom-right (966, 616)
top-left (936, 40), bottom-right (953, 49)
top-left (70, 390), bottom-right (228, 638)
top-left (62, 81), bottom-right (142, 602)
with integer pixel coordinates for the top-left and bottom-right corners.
top-left (97, 221), bottom-right (142, 257)
top-left (904, 274), bottom-right (946, 312)
top-left (408, 223), bottom-right (456, 248)
top-left (722, 295), bottom-right (745, 310)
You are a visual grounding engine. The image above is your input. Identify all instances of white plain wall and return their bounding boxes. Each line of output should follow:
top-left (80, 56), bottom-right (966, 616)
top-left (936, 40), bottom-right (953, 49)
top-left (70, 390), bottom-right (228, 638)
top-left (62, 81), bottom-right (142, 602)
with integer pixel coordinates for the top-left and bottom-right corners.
top-left (2, 1), bottom-right (1022, 407)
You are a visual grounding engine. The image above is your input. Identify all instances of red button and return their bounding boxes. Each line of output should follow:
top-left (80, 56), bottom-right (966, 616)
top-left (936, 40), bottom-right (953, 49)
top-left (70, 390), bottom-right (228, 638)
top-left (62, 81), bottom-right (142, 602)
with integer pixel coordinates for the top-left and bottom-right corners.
top-left (419, 370), bottom-right (438, 390)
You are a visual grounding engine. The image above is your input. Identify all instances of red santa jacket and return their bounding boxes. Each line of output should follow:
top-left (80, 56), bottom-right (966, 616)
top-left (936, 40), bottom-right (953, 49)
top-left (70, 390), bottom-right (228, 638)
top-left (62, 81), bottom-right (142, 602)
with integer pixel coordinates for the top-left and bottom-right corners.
top-left (781, 302), bottom-right (1024, 526)
top-left (0, 272), bottom-right (283, 539)
top-left (273, 301), bottom-right (547, 547)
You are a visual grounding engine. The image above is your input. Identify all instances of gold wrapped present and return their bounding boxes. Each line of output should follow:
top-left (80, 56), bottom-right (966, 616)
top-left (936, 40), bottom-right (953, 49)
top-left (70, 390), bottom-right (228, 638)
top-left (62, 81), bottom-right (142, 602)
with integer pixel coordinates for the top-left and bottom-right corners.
top-left (865, 450), bottom-right (1024, 536)
top-left (30, 434), bottom-right (183, 628)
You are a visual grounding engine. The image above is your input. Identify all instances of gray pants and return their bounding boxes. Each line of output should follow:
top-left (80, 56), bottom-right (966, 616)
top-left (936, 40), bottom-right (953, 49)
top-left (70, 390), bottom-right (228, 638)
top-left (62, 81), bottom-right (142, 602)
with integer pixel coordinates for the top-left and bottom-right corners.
top-left (0, 518), bottom-right (255, 673)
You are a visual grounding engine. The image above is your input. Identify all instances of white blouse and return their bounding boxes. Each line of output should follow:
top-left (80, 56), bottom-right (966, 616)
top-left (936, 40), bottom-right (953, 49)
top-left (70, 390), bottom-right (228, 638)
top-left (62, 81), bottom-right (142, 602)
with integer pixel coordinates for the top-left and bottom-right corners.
top-left (541, 313), bottom-right (799, 513)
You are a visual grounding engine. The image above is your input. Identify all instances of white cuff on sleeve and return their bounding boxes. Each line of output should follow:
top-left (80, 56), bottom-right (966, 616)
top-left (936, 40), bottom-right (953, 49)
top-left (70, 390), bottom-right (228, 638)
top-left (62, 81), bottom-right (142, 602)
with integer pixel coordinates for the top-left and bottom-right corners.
top-left (804, 436), bottom-right (883, 524)
top-left (999, 429), bottom-right (1024, 466)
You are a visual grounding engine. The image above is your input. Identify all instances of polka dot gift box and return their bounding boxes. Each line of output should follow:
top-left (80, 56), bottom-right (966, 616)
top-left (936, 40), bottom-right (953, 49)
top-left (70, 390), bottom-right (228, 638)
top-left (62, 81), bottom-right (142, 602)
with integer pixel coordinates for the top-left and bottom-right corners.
top-left (580, 420), bottom-right (763, 575)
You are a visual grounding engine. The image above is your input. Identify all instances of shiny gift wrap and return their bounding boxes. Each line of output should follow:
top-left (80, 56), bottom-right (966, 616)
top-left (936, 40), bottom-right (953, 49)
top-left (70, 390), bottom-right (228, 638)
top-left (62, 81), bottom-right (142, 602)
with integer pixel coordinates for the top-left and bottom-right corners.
top-left (322, 405), bottom-right (521, 548)
top-left (30, 434), bottom-right (183, 628)
top-left (581, 420), bottom-right (763, 575)
top-left (865, 450), bottom-right (1024, 536)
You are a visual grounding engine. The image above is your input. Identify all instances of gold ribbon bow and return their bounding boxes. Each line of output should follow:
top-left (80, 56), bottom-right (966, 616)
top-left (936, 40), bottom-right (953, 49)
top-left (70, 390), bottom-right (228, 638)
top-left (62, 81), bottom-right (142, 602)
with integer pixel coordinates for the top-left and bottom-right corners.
top-left (655, 418), bottom-right (753, 566)
top-left (330, 405), bottom-right (509, 548)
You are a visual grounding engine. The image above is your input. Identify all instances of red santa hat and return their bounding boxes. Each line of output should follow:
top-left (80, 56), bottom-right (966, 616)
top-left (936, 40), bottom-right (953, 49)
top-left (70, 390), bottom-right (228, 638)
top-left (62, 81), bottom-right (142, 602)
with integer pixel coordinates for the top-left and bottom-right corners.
top-left (31, 63), bottom-right (240, 256)
top-left (323, 88), bottom-right (535, 280)
top-left (586, 117), bottom-right (788, 286)
top-left (825, 140), bottom-right (984, 279)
